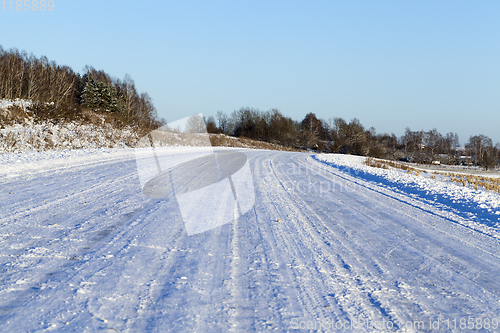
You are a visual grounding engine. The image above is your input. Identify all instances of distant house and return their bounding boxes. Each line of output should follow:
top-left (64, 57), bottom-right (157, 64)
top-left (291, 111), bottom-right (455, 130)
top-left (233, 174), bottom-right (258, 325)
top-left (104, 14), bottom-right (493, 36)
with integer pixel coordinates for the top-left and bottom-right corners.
top-left (460, 156), bottom-right (474, 166)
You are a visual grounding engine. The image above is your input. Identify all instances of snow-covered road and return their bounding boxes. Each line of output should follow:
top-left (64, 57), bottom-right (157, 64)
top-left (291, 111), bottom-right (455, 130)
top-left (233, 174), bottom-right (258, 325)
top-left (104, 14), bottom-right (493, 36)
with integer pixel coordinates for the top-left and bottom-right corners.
top-left (1, 149), bottom-right (500, 332)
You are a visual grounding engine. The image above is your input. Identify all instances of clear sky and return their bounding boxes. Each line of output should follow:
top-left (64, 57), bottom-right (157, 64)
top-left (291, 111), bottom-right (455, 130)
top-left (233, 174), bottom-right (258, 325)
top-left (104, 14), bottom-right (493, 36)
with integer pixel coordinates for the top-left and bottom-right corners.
top-left (1, 0), bottom-right (499, 145)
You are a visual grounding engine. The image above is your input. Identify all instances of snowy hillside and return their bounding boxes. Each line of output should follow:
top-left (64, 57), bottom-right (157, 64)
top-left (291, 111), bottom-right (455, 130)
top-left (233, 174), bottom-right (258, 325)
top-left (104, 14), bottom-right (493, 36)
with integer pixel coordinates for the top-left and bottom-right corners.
top-left (2, 148), bottom-right (500, 332)
top-left (0, 99), bottom-right (141, 153)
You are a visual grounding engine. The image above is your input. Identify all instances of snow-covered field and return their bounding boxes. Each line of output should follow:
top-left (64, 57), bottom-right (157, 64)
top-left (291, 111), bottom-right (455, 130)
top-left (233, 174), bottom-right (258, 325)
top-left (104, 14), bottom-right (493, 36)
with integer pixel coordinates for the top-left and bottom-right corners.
top-left (406, 162), bottom-right (500, 179)
top-left (1, 149), bottom-right (500, 332)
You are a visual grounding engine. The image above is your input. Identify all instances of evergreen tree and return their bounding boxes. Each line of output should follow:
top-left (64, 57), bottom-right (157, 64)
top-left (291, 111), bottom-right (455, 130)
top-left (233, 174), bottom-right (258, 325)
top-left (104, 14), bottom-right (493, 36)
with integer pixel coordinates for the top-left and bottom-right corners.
top-left (81, 79), bottom-right (119, 112)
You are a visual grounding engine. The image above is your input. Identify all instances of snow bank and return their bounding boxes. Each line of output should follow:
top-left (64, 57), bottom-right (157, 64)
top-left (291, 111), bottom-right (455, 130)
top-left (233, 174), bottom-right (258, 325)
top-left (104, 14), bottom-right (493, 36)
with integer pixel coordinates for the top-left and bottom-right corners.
top-left (313, 154), bottom-right (500, 229)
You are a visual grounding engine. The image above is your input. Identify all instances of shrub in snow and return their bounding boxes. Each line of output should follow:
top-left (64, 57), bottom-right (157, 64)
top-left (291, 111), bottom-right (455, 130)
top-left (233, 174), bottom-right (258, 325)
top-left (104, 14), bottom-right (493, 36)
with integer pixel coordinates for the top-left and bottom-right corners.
top-left (0, 99), bottom-right (141, 153)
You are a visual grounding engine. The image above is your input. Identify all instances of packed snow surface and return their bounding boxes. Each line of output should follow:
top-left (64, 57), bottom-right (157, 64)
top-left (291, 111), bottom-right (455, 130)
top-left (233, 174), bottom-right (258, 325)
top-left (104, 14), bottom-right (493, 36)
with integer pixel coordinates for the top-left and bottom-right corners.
top-left (1, 149), bottom-right (500, 332)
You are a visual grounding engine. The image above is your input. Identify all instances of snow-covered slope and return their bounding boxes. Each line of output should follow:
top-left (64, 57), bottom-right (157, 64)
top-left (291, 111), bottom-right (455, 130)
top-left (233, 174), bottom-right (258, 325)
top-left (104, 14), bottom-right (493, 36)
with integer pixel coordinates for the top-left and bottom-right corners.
top-left (0, 99), bottom-right (140, 153)
top-left (0, 99), bottom-right (33, 110)
top-left (1, 149), bottom-right (500, 332)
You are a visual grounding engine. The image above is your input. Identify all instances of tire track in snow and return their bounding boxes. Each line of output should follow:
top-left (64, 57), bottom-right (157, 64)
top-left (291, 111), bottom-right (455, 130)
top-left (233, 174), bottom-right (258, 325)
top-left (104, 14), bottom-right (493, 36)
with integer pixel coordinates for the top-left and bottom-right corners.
top-left (265, 153), bottom-right (406, 331)
top-left (244, 152), bottom-right (337, 330)
top-left (253, 153), bottom-right (357, 329)
top-left (274, 154), bottom-right (431, 329)
top-left (285, 154), bottom-right (500, 328)
top-left (1, 195), bottom-right (188, 332)
top-left (2, 149), bottom-right (500, 332)
top-left (0, 157), bottom-right (156, 327)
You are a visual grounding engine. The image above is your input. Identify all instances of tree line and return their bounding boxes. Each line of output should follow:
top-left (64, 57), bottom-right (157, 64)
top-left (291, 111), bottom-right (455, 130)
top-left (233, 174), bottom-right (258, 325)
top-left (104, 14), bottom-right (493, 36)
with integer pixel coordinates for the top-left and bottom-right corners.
top-left (0, 45), bottom-right (162, 129)
top-left (1, 46), bottom-right (497, 168)
top-left (207, 108), bottom-right (500, 169)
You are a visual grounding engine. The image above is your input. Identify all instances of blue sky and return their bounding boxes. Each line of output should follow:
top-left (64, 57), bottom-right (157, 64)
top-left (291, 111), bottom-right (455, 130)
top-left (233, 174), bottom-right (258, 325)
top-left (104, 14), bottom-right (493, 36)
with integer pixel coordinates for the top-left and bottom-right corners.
top-left (1, 0), bottom-right (499, 145)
